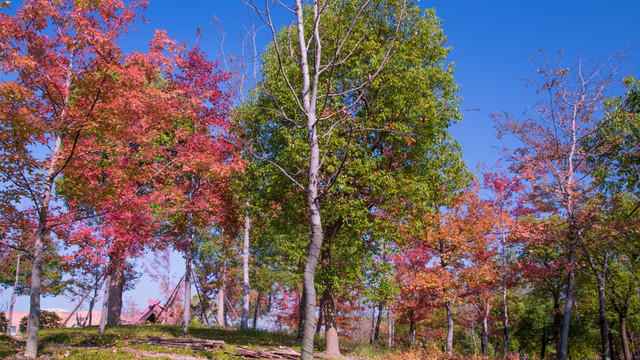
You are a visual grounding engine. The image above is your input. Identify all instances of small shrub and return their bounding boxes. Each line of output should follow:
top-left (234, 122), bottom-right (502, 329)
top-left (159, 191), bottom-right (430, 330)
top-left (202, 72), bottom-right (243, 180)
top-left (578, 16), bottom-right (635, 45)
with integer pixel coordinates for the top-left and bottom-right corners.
top-left (19, 310), bottom-right (62, 332)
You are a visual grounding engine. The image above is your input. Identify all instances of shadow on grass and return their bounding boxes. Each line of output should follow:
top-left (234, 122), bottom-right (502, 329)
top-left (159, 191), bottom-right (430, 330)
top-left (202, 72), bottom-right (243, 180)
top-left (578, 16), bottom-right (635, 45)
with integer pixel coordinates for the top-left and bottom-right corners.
top-left (37, 324), bottom-right (298, 350)
top-left (187, 326), bottom-right (299, 349)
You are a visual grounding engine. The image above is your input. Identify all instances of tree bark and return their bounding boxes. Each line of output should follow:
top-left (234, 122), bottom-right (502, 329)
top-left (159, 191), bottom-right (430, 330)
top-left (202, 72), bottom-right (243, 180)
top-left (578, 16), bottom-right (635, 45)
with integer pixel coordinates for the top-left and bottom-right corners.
top-left (7, 253), bottom-right (20, 336)
top-left (240, 205), bottom-right (251, 330)
top-left (471, 318), bottom-right (478, 355)
top-left (559, 240), bottom-right (576, 360)
top-left (388, 307), bottom-right (394, 347)
top-left (374, 301), bottom-right (383, 345)
top-left (107, 256), bottom-right (125, 327)
top-left (253, 291), bottom-right (261, 330)
top-left (98, 273), bottom-right (111, 334)
top-left (445, 299), bottom-right (454, 356)
top-left (501, 229), bottom-right (510, 357)
top-left (25, 140), bottom-right (59, 358)
top-left (540, 325), bottom-right (547, 360)
top-left (85, 273), bottom-right (102, 327)
top-left (409, 309), bottom-right (416, 345)
top-left (481, 298), bottom-right (490, 356)
top-left (620, 316), bottom-right (632, 360)
top-left (596, 274), bottom-right (611, 360)
top-left (180, 210), bottom-right (195, 336)
top-left (216, 229), bottom-right (227, 327)
top-left (297, 290), bottom-right (305, 341)
top-left (369, 306), bottom-right (375, 344)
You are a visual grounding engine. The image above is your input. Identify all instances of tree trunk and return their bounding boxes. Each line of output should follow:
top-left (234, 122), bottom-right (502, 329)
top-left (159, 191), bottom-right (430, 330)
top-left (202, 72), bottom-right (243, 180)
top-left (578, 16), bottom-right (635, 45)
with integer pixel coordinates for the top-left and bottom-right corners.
top-left (472, 318), bottom-right (478, 355)
top-left (369, 306), bottom-right (376, 344)
top-left (596, 275), bottom-right (611, 360)
top-left (6, 253), bottom-right (20, 335)
top-left (98, 273), bottom-right (111, 334)
top-left (85, 273), bottom-right (102, 327)
top-left (388, 307), bottom-right (394, 347)
top-left (297, 290), bottom-right (305, 341)
top-left (502, 272), bottom-right (509, 357)
top-left (553, 291), bottom-right (561, 352)
top-left (24, 184), bottom-right (53, 357)
top-left (445, 299), bottom-right (454, 356)
top-left (540, 325), bottom-right (547, 360)
top-left (217, 229), bottom-right (227, 327)
top-left (559, 241), bottom-right (576, 360)
top-left (107, 256), bottom-right (125, 327)
top-left (180, 211), bottom-right (195, 336)
top-left (481, 298), bottom-right (490, 356)
top-left (240, 205), bottom-right (251, 330)
top-left (316, 297), bottom-right (324, 334)
top-left (374, 301), bottom-right (383, 345)
top-left (253, 291), bottom-right (261, 330)
top-left (323, 286), bottom-right (340, 356)
top-left (620, 316), bottom-right (632, 360)
top-left (295, 2), bottom-right (325, 357)
top-left (409, 309), bottom-right (416, 345)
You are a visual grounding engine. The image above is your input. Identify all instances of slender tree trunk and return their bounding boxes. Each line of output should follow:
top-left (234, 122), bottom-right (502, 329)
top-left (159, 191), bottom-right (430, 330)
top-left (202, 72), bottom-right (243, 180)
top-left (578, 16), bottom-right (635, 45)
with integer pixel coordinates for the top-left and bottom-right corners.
top-left (107, 256), bottom-right (125, 327)
top-left (297, 290), bottom-right (305, 341)
top-left (295, 2), bottom-right (325, 357)
top-left (540, 325), bottom-right (547, 359)
top-left (409, 309), bottom-right (416, 345)
top-left (374, 301), bottom-right (383, 345)
top-left (502, 229), bottom-right (510, 357)
top-left (609, 321), bottom-right (620, 360)
top-left (472, 318), bottom-right (478, 355)
top-left (445, 299), bottom-right (454, 356)
top-left (240, 205), bottom-right (251, 330)
top-left (596, 274), bottom-right (611, 360)
top-left (98, 273), bottom-right (111, 334)
top-left (323, 286), bottom-right (340, 356)
top-left (7, 253), bottom-right (20, 336)
top-left (24, 51), bottom-right (74, 357)
top-left (62, 274), bottom-right (104, 328)
top-left (86, 274), bottom-right (102, 327)
top-left (553, 292), bottom-right (561, 352)
top-left (25, 181), bottom-right (53, 357)
top-left (481, 298), bottom-right (490, 356)
top-left (620, 316), bottom-right (632, 360)
top-left (180, 217), bottom-right (194, 335)
top-left (388, 307), bottom-right (394, 347)
top-left (559, 240), bottom-right (576, 360)
top-left (217, 229), bottom-right (227, 328)
top-left (369, 306), bottom-right (376, 344)
top-left (253, 291), bottom-right (261, 330)
top-left (316, 297), bottom-right (324, 334)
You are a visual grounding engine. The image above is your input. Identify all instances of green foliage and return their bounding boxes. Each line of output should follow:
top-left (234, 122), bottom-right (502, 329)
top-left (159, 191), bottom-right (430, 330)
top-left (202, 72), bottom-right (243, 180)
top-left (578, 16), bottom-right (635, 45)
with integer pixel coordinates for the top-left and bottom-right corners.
top-left (590, 76), bottom-right (640, 195)
top-left (19, 310), bottom-right (62, 333)
top-left (239, 0), bottom-right (470, 310)
top-left (0, 312), bottom-right (6, 333)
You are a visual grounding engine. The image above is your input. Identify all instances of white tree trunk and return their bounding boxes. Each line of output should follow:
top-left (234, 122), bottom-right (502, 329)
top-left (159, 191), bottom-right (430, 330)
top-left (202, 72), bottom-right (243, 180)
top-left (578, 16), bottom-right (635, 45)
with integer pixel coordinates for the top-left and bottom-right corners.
top-left (240, 204), bottom-right (251, 329)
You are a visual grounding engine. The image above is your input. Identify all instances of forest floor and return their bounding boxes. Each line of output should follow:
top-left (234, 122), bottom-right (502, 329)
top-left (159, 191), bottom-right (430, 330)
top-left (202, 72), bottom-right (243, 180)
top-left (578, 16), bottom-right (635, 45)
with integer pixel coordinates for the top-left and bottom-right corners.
top-left (1, 324), bottom-right (400, 359)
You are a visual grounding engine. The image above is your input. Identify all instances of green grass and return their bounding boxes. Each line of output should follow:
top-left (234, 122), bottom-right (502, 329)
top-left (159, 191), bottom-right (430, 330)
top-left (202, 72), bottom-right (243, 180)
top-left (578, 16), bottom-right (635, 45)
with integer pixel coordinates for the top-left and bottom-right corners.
top-left (1, 324), bottom-right (402, 359)
top-left (3, 324), bottom-right (301, 359)
top-left (0, 334), bottom-right (23, 359)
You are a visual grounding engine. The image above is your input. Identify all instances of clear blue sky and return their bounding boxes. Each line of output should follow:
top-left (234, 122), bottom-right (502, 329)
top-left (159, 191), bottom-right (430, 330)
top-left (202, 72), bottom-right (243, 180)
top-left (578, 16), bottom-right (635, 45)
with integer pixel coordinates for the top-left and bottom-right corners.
top-left (2, 0), bottom-right (639, 313)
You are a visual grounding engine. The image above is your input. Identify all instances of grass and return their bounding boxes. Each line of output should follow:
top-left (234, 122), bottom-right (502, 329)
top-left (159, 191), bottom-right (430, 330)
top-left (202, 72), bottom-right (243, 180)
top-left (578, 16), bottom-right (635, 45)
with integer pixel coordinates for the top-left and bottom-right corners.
top-left (1, 324), bottom-right (411, 359)
top-left (3, 324), bottom-right (303, 359)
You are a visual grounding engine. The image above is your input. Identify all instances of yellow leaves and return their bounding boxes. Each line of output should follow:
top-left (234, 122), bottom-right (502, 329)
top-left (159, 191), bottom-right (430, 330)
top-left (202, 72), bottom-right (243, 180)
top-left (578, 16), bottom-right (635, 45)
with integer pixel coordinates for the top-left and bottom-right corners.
top-left (0, 1), bottom-right (9, 10)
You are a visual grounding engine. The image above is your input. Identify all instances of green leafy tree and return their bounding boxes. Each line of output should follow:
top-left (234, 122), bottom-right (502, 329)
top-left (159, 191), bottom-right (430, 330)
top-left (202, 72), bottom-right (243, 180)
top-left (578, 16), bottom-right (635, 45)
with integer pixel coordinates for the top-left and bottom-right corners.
top-left (241, 0), bottom-right (468, 356)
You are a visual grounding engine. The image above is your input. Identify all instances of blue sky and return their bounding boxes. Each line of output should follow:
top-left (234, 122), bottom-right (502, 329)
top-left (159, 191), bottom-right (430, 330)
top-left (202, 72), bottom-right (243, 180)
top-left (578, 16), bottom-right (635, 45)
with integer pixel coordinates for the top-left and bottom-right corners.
top-left (2, 0), bottom-right (640, 313)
